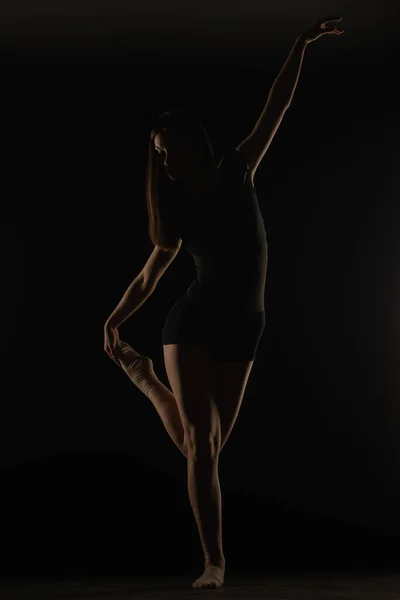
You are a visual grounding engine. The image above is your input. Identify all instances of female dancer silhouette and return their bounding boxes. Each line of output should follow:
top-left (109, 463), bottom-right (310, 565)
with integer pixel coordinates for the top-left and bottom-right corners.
top-left (104, 17), bottom-right (344, 589)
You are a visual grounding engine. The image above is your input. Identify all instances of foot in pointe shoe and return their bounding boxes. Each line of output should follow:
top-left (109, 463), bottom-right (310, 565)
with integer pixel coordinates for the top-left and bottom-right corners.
top-left (114, 340), bottom-right (157, 397)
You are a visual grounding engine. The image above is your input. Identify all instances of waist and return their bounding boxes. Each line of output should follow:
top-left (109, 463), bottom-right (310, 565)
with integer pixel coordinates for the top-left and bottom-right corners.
top-left (185, 284), bottom-right (264, 315)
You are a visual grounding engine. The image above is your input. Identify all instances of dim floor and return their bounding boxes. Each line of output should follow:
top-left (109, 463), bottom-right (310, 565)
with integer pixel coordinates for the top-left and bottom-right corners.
top-left (1, 573), bottom-right (400, 600)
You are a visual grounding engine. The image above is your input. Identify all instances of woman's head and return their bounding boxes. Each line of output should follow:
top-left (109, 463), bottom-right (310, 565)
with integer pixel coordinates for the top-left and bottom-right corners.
top-left (146, 107), bottom-right (217, 250)
top-left (150, 107), bottom-right (216, 180)
top-left (153, 128), bottom-right (206, 181)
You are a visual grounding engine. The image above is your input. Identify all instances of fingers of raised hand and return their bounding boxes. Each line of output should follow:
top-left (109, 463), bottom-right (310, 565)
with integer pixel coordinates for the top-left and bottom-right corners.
top-left (320, 16), bottom-right (344, 34)
top-left (319, 16), bottom-right (342, 27)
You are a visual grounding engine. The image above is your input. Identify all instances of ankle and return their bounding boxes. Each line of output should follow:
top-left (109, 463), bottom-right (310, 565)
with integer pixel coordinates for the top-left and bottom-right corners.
top-left (205, 558), bottom-right (225, 568)
top-left (204, 550), bottom-right (225, 567)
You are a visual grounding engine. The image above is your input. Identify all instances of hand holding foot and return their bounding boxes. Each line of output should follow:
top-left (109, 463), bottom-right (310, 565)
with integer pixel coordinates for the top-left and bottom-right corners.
top-left (114, 340), bottom-right (158, 397)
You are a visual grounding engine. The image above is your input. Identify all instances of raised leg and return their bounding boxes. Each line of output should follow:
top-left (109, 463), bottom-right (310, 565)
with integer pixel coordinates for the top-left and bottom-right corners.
top-left (114, 341), bottom-right (254, 459)
top-left (114, 340), bottom-right (188, 458)
top-left (147, 380), bottom-right (188, 458)
top-left (114, 340), bottom-right (255, 589)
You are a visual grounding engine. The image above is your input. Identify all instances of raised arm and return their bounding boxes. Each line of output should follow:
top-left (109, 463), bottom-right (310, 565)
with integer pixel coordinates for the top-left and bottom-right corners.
top-left (237, 16), bottom-right (344, 179)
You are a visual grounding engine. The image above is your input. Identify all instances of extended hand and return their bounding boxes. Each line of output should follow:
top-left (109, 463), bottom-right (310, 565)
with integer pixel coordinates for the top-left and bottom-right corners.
top-left (302, 16), bottom-right (344, 44)
top-left (104, 321), bottom-right (121, 366)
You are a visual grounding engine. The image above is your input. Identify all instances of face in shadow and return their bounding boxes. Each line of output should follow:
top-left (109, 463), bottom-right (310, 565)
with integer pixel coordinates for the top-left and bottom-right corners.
top-left (154, 129), bottom-right (218, 193)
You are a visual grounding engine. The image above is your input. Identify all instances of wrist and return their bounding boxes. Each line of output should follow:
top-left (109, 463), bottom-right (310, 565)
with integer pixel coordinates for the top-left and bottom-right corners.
top-left (105, 316), bottom-right (119, 329)
top-left (297, 33), bottom-right (310, 48)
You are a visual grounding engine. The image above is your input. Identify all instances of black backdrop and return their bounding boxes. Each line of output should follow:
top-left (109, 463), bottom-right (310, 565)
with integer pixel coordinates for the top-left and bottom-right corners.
top-left (1, 1), bottom-right (400, 577)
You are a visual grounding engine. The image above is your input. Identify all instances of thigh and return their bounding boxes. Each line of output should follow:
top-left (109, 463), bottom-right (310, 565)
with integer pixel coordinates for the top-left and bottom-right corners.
top-left (163, 343), bottom-right (220, 438)
top-left (214, 360), bottom-right (254, 443)
top-left (205, 310), bottom-right (265, 363)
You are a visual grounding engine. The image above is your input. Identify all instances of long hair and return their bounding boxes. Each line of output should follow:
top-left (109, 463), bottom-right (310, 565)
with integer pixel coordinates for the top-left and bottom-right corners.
top-left (146, 107), bottom-right (217, 250)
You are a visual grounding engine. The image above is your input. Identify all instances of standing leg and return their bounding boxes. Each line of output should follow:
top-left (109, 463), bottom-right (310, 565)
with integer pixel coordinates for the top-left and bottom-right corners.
top-left (215, 360), bottom-right (255, 452)
top-left (186, 420), bottom-right (225, 589)
top-left (164, 342), bottom-right (225, 589)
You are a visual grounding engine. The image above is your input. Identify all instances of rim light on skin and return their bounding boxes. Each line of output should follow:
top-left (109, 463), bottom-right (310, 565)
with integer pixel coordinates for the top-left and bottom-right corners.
top-left (153, 129), bottom-right (219, 196)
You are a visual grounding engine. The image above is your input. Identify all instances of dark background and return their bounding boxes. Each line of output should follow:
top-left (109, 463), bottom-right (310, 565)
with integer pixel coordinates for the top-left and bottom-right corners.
top-left (1, 0), bottom-right (400, 578)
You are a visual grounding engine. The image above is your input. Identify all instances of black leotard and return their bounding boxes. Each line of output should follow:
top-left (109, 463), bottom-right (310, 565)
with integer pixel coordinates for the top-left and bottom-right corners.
top-left (167, 147), bottom-right (268, 315)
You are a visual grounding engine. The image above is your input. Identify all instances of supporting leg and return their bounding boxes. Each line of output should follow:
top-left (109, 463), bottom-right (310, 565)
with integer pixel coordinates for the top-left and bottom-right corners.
top-left (188, 449), bottom-right (225, 589)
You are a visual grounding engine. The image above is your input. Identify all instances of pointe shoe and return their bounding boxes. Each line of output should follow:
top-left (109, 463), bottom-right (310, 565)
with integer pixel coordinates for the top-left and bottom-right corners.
top-left (114, 340), bottom-right (157, 396)
top-left (114, 340), bottom-right (150, 365)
